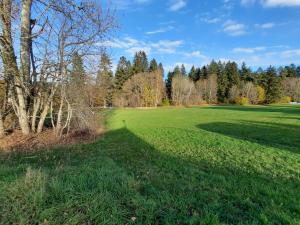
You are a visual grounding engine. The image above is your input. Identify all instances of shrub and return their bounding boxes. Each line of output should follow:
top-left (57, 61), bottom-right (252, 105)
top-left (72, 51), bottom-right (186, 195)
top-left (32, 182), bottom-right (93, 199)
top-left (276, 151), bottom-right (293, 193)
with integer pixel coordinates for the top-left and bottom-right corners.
top-left (256, 86), bottom-right (266, 104)
top-left (236, 97), bottom-right (249, 106)
top-left (161, 99), bottom-right (171, 106)
top-left (279, 96), bottom-right (292, 103)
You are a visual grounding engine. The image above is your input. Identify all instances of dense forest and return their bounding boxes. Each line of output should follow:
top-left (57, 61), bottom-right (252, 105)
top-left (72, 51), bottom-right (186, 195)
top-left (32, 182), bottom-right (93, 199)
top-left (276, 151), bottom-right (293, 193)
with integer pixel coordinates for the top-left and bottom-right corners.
top-left (93, 50), bottom-right (300, 107)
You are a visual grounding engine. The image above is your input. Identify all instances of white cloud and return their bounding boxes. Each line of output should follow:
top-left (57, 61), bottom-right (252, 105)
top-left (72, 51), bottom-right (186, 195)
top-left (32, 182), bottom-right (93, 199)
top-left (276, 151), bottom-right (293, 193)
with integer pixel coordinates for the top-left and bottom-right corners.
top-left (232, 47), bottom-right (266, 53)
top-left (241, 0), bottom-right (300, 7)
top-left (151, 40), bottom-right (184, 53)
top-left (281, 49), bottom-right (300, 58)
top-left (169, 0), bottom-right (187, 11)
top-left (262, 0), bottom-right (300, 7)
top-left (146, 26), bottom-right (174, 35)
top-left (223, 20), bottom-right (247, 36)
top-left (184, 51), bottom-right (206, 58)
top-left (256, 22), bottom-right (276, 29)
top-left (126, 46), bottom-right (152, 55)
top-left (201, 17), bottom-right (221, 24)
top-left (99, 37), bottom-right (183, 56)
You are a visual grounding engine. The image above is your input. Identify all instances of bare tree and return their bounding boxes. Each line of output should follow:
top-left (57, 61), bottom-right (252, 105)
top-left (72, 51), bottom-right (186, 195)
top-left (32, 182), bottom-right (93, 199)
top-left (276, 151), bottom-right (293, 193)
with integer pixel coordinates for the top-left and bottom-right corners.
top-left (282, 78), bottom-right (300, 102)
top-left (0, 0), bottom-right (116, 137)
top-left (115, 70), bottom-right (164, 107)
top-left (172, 74), bottom-right (194, 105)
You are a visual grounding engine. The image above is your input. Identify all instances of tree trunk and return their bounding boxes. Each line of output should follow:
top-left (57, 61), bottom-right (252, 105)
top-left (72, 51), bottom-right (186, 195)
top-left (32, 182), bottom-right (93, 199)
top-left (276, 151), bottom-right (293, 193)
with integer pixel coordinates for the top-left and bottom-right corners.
top-left (37, 103), bottom-right (49, 134)
top-left (0, 0), bottom-right (31, 135)
top-left (31, 96), bottom-right (41, 132)
top-left (20, 0), bottom-right (32, 86)
top-left (0, 112), bottom-right (5, 138)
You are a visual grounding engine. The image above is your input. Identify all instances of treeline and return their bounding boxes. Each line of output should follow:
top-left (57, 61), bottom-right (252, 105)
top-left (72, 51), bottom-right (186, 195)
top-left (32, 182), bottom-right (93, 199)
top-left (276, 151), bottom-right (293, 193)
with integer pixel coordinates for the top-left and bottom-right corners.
top-left (94, 51), bottom-right (300, 108)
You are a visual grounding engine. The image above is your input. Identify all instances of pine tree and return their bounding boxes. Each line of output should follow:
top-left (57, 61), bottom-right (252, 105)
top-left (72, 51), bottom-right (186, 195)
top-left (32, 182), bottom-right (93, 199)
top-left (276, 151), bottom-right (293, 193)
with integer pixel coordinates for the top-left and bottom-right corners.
top-left (158, 62), bottom-right (164, 76)
top-left (132, 51), bottom-right (149, 74)
top-left (217, 62), bottom-right (229, 102)
top-left (225, 61), bottom-right (240, 87)
top-left (97, 52), bottom-right (114, 107)
top-left (278, 66), bottom-right (289, 79)
top-left (201, 66), bottom-right (208, 79)
top-left (149, 58), bottom-right (158, 72)
top-left (188, 66), bottom-right (197, 82)
top-left (180, 64), bottom-right (186, 76)
top-left (287, 64), bottom-right (297, 77)
top-left (115, 56), bottom-right (132, 90)
top-left (71, 51), bottom-right (85, 85)
top-left (240, 62), bottom-right (254, 82)
top-left (166, 71), bottom-right (174, 100)
top-left (262, 66), bottom-right (282, 103)
top-left (297, 66), bottom-right (300, 77)
top-left (208, 60), bottom-right (218, 75)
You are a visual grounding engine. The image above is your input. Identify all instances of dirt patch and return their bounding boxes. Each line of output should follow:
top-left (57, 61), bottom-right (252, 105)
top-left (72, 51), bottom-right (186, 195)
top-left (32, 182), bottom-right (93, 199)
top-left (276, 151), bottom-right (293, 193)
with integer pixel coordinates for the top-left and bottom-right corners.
top-left (0, 128), bottom-right (103, 152)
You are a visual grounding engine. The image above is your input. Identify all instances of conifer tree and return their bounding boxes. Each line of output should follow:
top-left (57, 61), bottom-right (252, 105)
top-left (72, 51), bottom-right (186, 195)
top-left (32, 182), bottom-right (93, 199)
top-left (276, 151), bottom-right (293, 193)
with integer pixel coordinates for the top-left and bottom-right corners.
top-left (217, 62), bottom-right (229, 102)
top-left (201, 66), bottom-right (208, 79)
top-left (149, 59), bottom-right (158, 72)
top-left (115, 56), bottom-right (132, 90)
top-left (225, 61), bottom-right (240, 87)
top-left (188, 66), bottom-right (197, 82)
top-left (71, 51), bottom-right (86, 85)
top-left (208, 60), bottom-right (218, 75)
top-left (262, 66), bottom-right (282, 103)
top-left (158, 63), bottom-right (164, 76)
top-left (97, 52), bottom-right (114, 107)
top-left (180, 64), bottom-right (186, 76)
top-left (132, 51), bottom-right (149, 74)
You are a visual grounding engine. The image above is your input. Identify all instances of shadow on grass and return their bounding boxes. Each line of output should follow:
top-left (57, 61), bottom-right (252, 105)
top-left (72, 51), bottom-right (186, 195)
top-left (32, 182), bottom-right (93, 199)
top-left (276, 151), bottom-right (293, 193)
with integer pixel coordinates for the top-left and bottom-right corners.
top-left (198, 120), bottom-right (300, 154)
top-left (203, 105), bottom-right (300, 115)
top-left (0, 127), bottom-right (299, 224)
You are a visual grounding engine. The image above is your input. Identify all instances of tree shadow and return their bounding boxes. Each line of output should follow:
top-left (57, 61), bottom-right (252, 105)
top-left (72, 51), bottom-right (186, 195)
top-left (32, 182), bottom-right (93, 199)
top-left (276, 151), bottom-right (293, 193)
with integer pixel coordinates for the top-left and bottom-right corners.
top-left (202, 105), bottom-right (300, 116)
top-left (0, 127), bottom-right (299, 224)
top-left (198, 120), bottom-right (300, 154)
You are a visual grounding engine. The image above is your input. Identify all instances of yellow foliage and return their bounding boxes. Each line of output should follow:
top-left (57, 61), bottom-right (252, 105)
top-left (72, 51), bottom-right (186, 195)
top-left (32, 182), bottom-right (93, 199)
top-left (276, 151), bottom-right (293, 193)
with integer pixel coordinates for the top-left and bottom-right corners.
top-left (257, 86), bottom-right (266, 104)
top-left (235, 97), bottom-right (249, 106)
top-left (279, 96), bottom-right (292, 103)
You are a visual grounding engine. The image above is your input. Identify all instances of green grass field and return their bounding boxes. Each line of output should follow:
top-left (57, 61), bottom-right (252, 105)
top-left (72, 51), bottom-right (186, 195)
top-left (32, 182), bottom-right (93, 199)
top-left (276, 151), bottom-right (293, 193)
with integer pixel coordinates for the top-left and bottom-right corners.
top-left (1, 105), bottom-right (300, 225)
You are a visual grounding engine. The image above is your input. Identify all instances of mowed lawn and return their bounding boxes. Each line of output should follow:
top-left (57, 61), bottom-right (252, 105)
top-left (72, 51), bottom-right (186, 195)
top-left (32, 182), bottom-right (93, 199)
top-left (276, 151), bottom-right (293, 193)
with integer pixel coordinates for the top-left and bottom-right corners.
top-left (1, 105), bottom-right (300, 225)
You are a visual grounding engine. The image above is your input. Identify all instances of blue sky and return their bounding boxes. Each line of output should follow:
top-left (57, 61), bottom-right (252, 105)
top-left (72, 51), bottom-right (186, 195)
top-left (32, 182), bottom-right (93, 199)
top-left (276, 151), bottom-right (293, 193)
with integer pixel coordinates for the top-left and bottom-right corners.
top-left (103, 0), bottom-right (300, 72)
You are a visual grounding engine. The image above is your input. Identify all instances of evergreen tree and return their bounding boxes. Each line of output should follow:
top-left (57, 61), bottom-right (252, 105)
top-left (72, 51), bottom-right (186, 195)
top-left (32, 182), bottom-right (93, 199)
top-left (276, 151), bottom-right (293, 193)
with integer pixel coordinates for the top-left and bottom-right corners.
top-left (97, 52), bottom-right (114, 107)
top-left (201, 66), bottom-right (208, 79)
top-left (149, 58), bottom-right (158, 72)
top-left (278, 66), bottom-right (289, 79)
top-left (225, 61), bottom-right (240, 86)
top-left (115, 56), bottom-right (132, 90)
top-left (217, 62), bottom-right (229, 102)
top-left (166, 71), bottom-right (174, 99)
top-left (240, 62), bottom-right (253, 82)
top-left (132, 51), bottom-right (149, 74)
top-left (188, 66), bottom-right (197, 82)
top-left (297, 66), bottom-right (300, 77)
top-left (287, 64), bottom-right (297, 77)
top-left (71, 51), bottom-right (85, 85)
top-left (262, 66), bottom-right (282, 103)
top-left (180, 64), bottom-right (187, 76)
top-left (208, 60), bottom-right (218, 75)
top-left (158, 62), bottom-right (164, 76)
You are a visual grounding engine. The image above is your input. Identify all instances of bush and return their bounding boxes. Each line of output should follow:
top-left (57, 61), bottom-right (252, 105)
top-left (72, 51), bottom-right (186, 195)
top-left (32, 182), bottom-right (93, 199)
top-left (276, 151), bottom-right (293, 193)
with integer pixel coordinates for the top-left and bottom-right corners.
top-left (279, 96), bottom-right (292, 103)
top-left (236, 97), bottom-right (249, 106)
top-left (161, 99), bottom-right (171, 106)
top-left (257, 86), bottom-right (266, 104)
